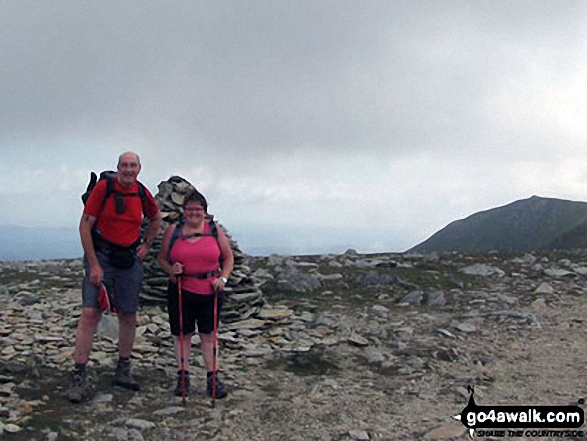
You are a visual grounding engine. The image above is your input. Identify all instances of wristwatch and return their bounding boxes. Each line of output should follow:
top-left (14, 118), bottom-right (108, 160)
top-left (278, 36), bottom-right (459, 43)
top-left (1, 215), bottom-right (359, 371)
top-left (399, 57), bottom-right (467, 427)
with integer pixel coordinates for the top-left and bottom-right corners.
top-left (219, 277), bottom-right (228, 284)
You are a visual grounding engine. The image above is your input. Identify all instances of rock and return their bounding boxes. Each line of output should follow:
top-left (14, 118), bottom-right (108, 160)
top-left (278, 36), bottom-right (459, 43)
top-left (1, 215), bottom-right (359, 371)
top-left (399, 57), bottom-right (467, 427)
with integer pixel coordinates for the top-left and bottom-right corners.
top-left (399, 291), bottom-right (423, 306)
top-left (365, 350), bottom-right (385, 365)
top-left (152, 406), bottom-right (185, 416)
top-left (534, 282), bottom-right (554, 295)
top-left (454, 322), bottom-right (476, 333)
top-left (258, 308), bottom-right (294, 320)
top-left (348, 334), bottom-right (369, 347)
top-left (511, 253), bottom-right (537, 265)
top-left (572, 266), bottom-right (587, 276)
top-left (93, 393), bottom-right (114, 403)
top-left (354, 271), bottom-right (398, 287)
top-left (226, 319), bottom-right (267, 330)
top-left (125, 418), bottom-right (156, 430)
top-left (114, 428), bottom-right (145, 441)
top-left (3, 423), bottom-right (22, 433)
top-left (425, 291), bottom-right (446, 307)
top-left (348, 429), bottom-right (370, 440)
top-left (496, 292), bottom-right (517, 305)
top-left (273, 266), bottom-right (321, 293)
top-left (97, 314), bottom-right (119, 342)
top-left (544, 268), bottom-right (575, 278)
top-left (371, 305), bottom-right (389, 317)
top-left (423, 422), bottom-right (466, 439)
top-left (317, 273), bottom-right (344, 281)
top-left (531, 298), bottom-right (549, 314)
top-left (460, 264), bottom-right (505, 277)
top-left (16, 291), bottom-right (41, 306)
top-left (435, 328), bottom-right (456, 339)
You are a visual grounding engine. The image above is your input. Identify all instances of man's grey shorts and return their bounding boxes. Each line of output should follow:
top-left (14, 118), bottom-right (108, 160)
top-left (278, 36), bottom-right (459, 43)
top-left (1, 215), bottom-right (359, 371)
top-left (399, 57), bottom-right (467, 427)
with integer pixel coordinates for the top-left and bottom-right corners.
top-left (82, 250), bottom-right (143, 313)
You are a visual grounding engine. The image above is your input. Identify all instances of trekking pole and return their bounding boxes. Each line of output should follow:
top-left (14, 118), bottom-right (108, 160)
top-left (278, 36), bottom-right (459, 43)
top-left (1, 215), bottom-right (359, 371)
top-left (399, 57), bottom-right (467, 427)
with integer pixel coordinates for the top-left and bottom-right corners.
top-left (212, 287), bottom-right (219, 409)
top-left (177, 275), bottom-right (187, 406)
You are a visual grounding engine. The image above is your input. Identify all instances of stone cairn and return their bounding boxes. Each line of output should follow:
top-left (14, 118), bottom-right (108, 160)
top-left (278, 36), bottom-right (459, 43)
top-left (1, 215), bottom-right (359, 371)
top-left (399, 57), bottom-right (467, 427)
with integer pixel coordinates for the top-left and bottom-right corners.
top-left (141, 176), bottom-right (265, 323)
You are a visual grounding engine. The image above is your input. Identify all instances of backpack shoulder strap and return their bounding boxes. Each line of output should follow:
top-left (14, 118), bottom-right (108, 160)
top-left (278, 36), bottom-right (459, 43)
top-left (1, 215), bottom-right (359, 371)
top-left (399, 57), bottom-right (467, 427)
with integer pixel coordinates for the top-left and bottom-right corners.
top-left (137, 181), bottom-right (147, 216)
top-left (208, 216), bottom-right (225, 268)
top-left (167, 220), bottom-right (184, 263)
top-left (208, 216), bottom-right (219, 238)
top-left (99, 174), bottom-right (116, 212)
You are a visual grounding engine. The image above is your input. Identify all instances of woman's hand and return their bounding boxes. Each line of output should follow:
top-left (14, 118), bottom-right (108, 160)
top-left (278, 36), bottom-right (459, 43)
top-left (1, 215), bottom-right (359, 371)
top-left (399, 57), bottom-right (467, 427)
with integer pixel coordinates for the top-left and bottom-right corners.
top-left (169, 262), bottom-right (184, 282)
top-left (212, 276), bottom-right (227, 292)
top-left (170, 262), bottom-right (184, 275)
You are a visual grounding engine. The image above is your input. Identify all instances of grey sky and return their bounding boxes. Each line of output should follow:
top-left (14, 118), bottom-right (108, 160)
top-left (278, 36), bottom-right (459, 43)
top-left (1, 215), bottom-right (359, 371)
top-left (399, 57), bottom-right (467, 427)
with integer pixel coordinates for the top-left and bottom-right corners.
top-left (1, 1), bottom-right (586, 254)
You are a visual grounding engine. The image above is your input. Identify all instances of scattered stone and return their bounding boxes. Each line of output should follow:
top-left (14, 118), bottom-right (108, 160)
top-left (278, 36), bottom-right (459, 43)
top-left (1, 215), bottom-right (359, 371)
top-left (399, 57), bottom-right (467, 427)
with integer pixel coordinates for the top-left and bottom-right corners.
top-left (348, 334), bottom-right (369, 347)
top-left (534, 282), bottom-right (554, 295)
top-left (371, 305), bottom-right (389, 316)
top-left (423, 422), bottom-right (466, 439)
top-left (152, 406), bottom-right (185, 416)
top-left (0, 249), bottom-right (585, 440)
top-left (435, 328), bottom-right (456, 339)
top-left (454, 322), bottom-right (476, 333)
top-left (399, 291), bottom-right (423, 306)
top-left (258, 308), bottom-right (294, 320)
top-left (572, 266), bottom-right (587, 276)
top-left (543, 268), bottom-right (575, 278)
top-left (125, 418), bottom-right (156, 430)
top-left (354, 271), bottom-right (399, 287)
top-left (425, 291), bottom-right (446, 307)
top-left (348, 429), bottom-right (370, 440)
top-left (531, 298), bottom-right (549, 314)
top-left (460, 264), bottom-right (505, 277)
top-left (3, 423), bottom-right (22, 433)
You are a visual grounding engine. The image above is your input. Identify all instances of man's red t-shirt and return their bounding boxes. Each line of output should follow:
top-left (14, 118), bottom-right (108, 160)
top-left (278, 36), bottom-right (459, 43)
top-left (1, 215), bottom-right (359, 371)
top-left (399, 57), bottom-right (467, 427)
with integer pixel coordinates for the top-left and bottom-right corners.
top-left (84, 179), bottom-right (159, 246)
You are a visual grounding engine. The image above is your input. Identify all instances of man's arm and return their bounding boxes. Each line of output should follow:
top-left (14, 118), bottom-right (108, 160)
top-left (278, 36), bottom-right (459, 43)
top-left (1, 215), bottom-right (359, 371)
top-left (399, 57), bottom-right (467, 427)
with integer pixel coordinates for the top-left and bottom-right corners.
top-left (79, 212), bottom-right (103, 285)
top-left (136, 211), bottom-right (163, 259)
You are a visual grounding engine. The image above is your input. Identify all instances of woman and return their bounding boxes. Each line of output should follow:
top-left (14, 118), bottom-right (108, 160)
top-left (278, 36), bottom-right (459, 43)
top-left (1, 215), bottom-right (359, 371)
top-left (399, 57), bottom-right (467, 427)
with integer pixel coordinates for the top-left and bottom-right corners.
top-left (158, 188), bottom-right (234, 398)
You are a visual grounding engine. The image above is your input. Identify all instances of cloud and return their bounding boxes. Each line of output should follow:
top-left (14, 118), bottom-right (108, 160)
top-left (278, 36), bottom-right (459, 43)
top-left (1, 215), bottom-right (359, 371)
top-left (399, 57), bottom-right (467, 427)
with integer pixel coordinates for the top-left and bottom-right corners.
top-left (1, 1), bottom-right (587, 255)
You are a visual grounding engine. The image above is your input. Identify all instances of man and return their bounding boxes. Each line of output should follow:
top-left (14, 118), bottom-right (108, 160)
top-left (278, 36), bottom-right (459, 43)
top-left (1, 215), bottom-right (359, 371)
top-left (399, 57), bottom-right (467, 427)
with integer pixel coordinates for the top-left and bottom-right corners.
top-left (68, 151), bottom-right (162, 403)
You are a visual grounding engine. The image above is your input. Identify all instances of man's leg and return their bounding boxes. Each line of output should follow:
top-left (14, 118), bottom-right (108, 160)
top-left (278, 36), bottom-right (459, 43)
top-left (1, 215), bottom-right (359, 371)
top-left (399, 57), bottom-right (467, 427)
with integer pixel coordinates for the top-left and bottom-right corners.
top-left (113, 311), bottom-right (140, 390)
top-left (74, 308), bottom-right (102, 363)
top-left (68, 307), bottom-right (102, 403)
top-left (112, 257), bottom-right (142, 390)
top-left (117, 311), bottom-right (137, 359)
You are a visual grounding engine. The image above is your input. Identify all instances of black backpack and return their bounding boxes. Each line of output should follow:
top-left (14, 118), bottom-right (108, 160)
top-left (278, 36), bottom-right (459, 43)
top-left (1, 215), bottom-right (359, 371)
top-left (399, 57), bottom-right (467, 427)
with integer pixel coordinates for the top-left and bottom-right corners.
top-left (81, 171), bottom-right (147, 215)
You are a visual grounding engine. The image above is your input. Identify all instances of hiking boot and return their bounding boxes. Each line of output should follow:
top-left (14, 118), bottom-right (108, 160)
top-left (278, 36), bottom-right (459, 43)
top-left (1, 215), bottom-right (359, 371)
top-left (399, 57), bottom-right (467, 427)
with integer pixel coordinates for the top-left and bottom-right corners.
top-left (113, 359), bottom-right (140, 391)
top-left (174, 370), bottom-right (190, 397)
top-left (67, 370), bottom-right (91, 403)
top-left (207, 373), bottom-right (227, 399)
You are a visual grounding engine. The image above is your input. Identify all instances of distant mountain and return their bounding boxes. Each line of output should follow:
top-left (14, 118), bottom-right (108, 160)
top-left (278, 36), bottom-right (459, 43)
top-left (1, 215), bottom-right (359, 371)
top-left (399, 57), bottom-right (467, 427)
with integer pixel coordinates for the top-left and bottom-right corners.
top-left (409, 196), bottom-right (587, 253)
top-left (0, 225), bottom-right (82, 261)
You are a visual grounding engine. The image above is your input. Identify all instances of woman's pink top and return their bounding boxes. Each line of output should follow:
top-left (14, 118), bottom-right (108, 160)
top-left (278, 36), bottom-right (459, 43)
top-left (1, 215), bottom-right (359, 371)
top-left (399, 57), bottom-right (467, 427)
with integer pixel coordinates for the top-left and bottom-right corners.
top-left (169, 221), bottom-right (220, 294)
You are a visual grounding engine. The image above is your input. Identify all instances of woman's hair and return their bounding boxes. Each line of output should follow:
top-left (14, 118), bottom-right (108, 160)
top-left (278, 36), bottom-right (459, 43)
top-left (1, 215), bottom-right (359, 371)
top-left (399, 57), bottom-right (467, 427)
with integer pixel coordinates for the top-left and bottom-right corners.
top-left (183, 188), bottom-right (208, 213)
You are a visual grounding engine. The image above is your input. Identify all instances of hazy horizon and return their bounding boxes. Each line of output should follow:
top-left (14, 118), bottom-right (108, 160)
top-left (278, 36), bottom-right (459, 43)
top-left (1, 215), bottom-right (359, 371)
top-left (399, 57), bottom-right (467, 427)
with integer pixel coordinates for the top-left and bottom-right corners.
top-left (0, 221), bottom-right (406, 261)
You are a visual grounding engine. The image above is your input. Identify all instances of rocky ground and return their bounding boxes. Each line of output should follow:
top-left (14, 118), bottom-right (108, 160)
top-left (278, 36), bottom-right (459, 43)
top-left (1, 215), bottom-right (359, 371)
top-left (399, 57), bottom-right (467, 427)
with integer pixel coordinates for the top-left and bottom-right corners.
top-left (1, 250), bottom-right (587, 441)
